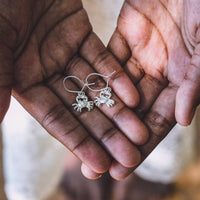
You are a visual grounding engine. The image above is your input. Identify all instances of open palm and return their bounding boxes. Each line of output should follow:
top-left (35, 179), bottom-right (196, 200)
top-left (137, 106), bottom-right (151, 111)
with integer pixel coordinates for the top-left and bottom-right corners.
top-left (0, 0), bottom-right (149, 179)
top-left (108, 0), bottom-right (200, 178)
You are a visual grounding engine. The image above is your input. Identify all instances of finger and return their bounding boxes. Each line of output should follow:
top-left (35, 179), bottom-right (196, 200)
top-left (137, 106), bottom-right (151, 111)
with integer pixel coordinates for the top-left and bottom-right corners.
top-left (13, 86), bottom-right (111, 174)
top-left (48, 73), bottom-right (141, 168)
top-left (140, 84), bottom-right (177, 157)
top-left (109, 85), bottom-right (177, 179)
top-left (65, 56), bottom-right (149, 146)
top-left (81, 163), bottom-right (102, 180)
top-left (109, 30), bottom-right (168, 117)
top-left (79, 32), bottom-right (140, 108)
top-left (135, 74), bottom-right (168, 118)
top-left (108, 30), bottom-right (145, 84)
top-left (81, 161), bottom-right (134, 181)
top-left (109, 160), bottom-right (134, 180)
top-left (176, 44), bottom-right (200, 126)
top-left (108, 28), bottom-right (131, 65)
top-left (124, 57), bottom-right (144, 84)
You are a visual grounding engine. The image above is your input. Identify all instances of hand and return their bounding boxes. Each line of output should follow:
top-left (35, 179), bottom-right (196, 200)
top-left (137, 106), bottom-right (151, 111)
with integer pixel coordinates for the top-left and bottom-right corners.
top-left (0, 0), bottom-right (149, 178)
top-left (107, 0), bottom-right (200, 178)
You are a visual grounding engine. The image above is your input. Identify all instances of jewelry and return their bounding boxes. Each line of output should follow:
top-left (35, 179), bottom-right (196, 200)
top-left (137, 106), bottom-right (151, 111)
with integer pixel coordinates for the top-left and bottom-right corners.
top-left (63, 76), bottom-right (94, 112)
top-left (86, 71), bottom-right (115, 108)
top-left (63, 71), bottom-right (116, 111)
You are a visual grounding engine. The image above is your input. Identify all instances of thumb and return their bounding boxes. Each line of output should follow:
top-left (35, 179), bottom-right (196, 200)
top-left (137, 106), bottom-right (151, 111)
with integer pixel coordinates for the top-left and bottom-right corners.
top-left (0, 44), bottom-right (13, 122)
top-left (176, 43), bottom-right (200, 126)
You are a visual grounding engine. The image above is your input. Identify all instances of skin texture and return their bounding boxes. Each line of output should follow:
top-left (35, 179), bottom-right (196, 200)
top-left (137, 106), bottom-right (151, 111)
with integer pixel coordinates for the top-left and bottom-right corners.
top-left (1, 0), bottom-right (199, 181)
top-left (0, 0), bottom-right (150, 178)
top-left (106, 0), bottom-right (200, 179)
top-left (83, 0), bottom-right (200, 180)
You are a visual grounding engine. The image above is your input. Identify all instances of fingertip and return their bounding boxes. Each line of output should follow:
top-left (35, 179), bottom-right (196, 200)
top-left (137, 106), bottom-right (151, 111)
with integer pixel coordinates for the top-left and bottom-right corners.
top-left (81, 163), bottom-right (103, 180)
top-left (127, 86), bottom-right (140, 108)
top-left (135, 120), bottom-right (149, 145)
top-left (109, 161), bottom-right (134, 180)
top-left (115, 108), bottom-right (149, 145)
top-left (176, 107), bottom-right (195, 127)
top-left (110, 71), bottom-right (140, 108)
top-left (93, 157), bottom-right (111, 174)
top-left (123, 148), bottom-right (141, 168)
top-left (176, 86), bottom-right (196, 127)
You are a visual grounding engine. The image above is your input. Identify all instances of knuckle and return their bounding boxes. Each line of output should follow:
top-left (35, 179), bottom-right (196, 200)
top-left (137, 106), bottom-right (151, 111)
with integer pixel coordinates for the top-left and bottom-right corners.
top-left (87, 74), bottom-right (106, 90)
top-left (144, 74), bottom-right (166, 87)
top-left (191, 52), bottom-right (200, 69)
top-left (72, 135), bottom-right (91, 151)
top-left (92, 49), bottom-right (110, 67)
top-left (112, 106), bottom-right (127, 122)
top-left (45, 73), bottom-right (63, 86)
top-left (42, 104), bottom-right (66, 128)
top-left (144, 111), bottom-right (175, 138)
top-left (100, 127), bottom-right (118, 144)
top-left (109, 69), bottom-right (125, 85)
top-left (65, 56), bottom-right (82, 74)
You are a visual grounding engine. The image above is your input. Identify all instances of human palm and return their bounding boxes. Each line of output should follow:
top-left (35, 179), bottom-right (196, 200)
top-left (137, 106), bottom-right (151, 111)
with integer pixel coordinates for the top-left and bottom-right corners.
top-left (108, 0), bottom-right (200, 178)
top-left (0, 0), bottom-right (150, 179)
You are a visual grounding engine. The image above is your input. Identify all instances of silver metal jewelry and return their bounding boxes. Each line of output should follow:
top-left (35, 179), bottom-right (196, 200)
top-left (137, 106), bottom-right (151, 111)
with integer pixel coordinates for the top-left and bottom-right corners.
top-left (72, 92), bottom-right (94, 112)
top-left (85, 71), bottom-right (115, 108)
top-left (94, 87), bottom-right (115, 107)
top-left (63, 76), bottom-right (94, 112)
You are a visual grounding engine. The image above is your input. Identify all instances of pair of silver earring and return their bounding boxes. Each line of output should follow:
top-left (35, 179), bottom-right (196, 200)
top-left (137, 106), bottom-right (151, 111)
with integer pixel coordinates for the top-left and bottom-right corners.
top-left (63, 72), bottom-right (115, 112)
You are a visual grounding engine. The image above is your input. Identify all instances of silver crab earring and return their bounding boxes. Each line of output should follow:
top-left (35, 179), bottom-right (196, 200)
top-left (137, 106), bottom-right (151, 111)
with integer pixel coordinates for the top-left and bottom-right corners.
top-left (85, 71), bottom-right (115, 108)
top-left (63, 76), bottom-right (94, 112)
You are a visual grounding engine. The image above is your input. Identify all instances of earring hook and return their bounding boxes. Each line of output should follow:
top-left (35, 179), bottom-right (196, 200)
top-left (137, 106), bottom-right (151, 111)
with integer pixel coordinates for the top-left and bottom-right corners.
top-left (63, 75), bottom-right (95, 93)
top-left (85, 71), bottom-right (116, 92)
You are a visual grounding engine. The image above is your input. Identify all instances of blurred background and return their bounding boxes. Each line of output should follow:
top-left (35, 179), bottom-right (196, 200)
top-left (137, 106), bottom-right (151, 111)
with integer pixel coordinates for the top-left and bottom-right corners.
top-left (1, 130), bottom-right (200, 200)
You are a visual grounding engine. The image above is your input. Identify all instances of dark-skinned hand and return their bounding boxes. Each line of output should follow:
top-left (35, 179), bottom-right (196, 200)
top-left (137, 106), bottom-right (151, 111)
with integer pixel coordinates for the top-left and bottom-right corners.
top-left (0, 0), bottom-right (149, 179)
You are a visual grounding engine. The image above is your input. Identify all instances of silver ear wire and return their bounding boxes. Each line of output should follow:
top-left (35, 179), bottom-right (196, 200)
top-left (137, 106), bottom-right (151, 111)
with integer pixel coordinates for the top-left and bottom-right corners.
top-left (63, 71), bottom-right (116, 110)
top-left (85, 71), bottom-right (116, 92)
top-left (63, 76), bottom-right (95, 93)
top-left (63, 76), bottom-right (94, 112)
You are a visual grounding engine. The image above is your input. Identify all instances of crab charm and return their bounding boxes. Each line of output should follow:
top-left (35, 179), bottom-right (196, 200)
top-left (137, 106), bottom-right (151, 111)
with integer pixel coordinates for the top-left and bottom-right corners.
top-left (72, 92), bottom-right (94, 112)
top-left (94, 87), bottom-right (115, 107)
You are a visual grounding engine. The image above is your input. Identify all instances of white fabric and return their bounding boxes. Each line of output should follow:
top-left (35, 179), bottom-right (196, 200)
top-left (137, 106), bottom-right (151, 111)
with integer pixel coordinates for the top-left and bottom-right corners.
top-left (2, 98), bottom-right (66, 200)
top-left (135, 123), bottom-right (197, 183)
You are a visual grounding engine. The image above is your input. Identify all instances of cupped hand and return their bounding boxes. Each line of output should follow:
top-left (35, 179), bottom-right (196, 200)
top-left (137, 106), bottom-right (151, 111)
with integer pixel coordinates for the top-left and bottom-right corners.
top-left (0, 0), bottom-right (149, 178)
top-left (107, 0), bottom-right (200, 179)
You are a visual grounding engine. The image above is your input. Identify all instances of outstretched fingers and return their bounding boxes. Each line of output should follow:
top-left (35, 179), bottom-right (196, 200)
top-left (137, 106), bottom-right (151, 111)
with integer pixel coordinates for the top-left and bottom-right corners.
top-left (48, 72), bottom-right (141, 169)
top-left (81, 161), bottom-right (134, 181)
top-left (81, 163), bottom-right (102, 180)
top-left (80, 32), bottom-right (139, 108)
top-left (107, 85), bottom-right (177, 180)
top-left (65, 55), bottom-right (149, 146)
top-left (13, 85), bottom-right (111, 174)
